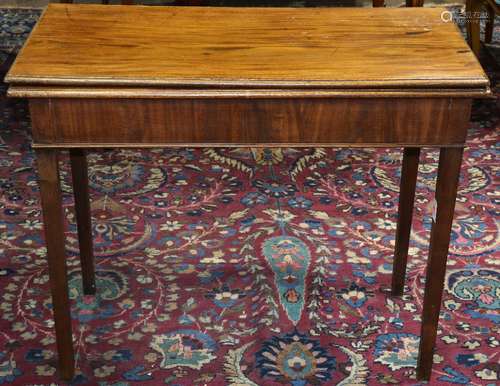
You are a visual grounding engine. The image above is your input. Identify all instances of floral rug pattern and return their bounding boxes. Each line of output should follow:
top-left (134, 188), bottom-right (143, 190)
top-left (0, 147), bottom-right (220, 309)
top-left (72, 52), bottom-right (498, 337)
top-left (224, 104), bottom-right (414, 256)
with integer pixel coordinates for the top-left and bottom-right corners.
top-left (0, 6), bottom-right (499, 386)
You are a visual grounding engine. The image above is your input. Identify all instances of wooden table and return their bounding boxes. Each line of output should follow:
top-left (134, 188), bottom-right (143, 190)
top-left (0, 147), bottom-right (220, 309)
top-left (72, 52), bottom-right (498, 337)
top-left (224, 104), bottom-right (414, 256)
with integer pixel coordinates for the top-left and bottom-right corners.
top-left (5, 4), bottom-right (490, 382)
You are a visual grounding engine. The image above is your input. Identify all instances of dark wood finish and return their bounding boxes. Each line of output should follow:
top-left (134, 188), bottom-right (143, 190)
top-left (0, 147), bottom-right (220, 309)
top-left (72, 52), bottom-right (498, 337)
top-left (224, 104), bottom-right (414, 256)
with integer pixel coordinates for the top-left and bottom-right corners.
top-left (466, 0), bottom-right (499, 56)
top-left (6, 4), bottom-right (488, 382)
top-left (35, 149), bottom-right (75, 381)
top-left (5, 5), bottom-right (488, 92)
top-left (468, 0), bottom-right (483, 55)
top-left (406, 0), bottom-right (424, 6)
top-left (176, 0), bottom-right (208, 4)
top-left (417, 147), bottom-right (464, 381)
top-left (27, 98), bottom-right (471, 147)
top-left (391, 147), bottom-right (420, 296)
top-left (70, 149), bottom-right (96, 295)
top-left (62, 0), bottom-right (134, 4)
top-left (0, 53), bottom-right (15, 79)
top-left (485, 3), bottom-right (496, 43)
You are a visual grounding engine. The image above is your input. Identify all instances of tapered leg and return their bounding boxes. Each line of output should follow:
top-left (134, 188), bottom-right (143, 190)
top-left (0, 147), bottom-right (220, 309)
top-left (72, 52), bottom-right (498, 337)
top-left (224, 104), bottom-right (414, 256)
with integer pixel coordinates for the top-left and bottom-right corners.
top-left (36, 149), bottom-right (75, 381)
top-left (406, 0), bottom-right (424, 7)
top-left (392, 147), bottom-right (420, 296)
top-left (485, 5), bottom-right (495, 44)
top-left (468, 0), bottom-right (482, 56)
top-left (417, 147), bottom-right (463, 381)
top-left (70, 149), bottom-right (96, 295)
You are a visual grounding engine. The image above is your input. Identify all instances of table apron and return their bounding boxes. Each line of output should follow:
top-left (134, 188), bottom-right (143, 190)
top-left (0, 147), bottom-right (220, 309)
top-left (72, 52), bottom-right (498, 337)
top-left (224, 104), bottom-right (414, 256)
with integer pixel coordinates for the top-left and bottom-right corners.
top-left (29, 97), bottom-right (471, 147)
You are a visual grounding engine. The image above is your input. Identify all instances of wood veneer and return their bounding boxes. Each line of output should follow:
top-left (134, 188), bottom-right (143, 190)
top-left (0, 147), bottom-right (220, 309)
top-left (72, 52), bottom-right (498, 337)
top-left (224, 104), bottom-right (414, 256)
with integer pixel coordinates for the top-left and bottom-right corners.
top-left (28, 97), bottom-right (471, 147)
top-left (6, 5), bottom-right (488, 94)
top-left (6, 4), bottom-right (491, 382)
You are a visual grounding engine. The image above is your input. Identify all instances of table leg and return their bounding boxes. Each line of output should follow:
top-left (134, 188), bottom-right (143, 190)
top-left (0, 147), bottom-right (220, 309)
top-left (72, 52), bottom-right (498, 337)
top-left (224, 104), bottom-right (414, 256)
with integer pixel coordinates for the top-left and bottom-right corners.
top-left (484, 4), bottom-right (495, 44)
top-left (468, 0), bottom-right (482, 56)
top-left (36, 149), bottom-right (75, 381)
top-left (70, 149), bottom-right (96, 295)
top-left (391, 147), bottom-right (420, 296)
top-left (417, 147), bottom-right (463, 381)
top-left (406, 0), bottom-right (424, 6)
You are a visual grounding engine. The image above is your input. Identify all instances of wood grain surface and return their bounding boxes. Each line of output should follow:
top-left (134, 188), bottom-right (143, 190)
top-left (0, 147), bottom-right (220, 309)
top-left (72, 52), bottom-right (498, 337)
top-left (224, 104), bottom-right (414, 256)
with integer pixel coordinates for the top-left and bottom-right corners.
top-left (6, 4), bottom-right (489, 93)
top-left (7, 86), bottom-right (491, 99)
top-left (28, 97), bottom-right (471, 147)
top-left (417, 146), bottom-right (464, 380)
top-left (35, 149), bottom-right (75, 380)
top-left (392, 147), bottom-right (420, 296)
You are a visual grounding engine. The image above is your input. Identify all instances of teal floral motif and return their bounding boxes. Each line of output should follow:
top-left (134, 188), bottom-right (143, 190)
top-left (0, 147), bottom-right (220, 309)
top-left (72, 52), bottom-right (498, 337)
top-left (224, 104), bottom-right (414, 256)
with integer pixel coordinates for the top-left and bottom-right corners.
top-left (448, 213), bottom-right (500, 256)
top-left (0, 353), bottom-right (21, 384)
top-left (205, 284), bottom-right (246, 309)
top-left (337, 282), bottom-right (374, 308)
top-left (151, 330), bottom-right (216, 370)
top-left (255, 331), bottom-right (336, 385)
top-left (262, 236), bottom-right (311, 325)
top-left (447, 269), bottom-right (500, 323)
top-left (453, 216), bottom-right (488, 241)
top-left (374, 333), bottom-right (419, 370)
top-left (253, 179), bottom-right (298, 198)
top-left (88, 160), bottom-right (167, 195)
top-left (67, 270), bottom-right (128, 322)
top-left (93, 212), bottom-right (138, 243)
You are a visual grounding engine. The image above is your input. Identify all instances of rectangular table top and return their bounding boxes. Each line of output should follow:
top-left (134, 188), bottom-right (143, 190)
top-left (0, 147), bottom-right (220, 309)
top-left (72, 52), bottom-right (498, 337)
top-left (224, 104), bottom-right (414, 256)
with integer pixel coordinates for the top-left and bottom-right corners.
top-left (6, 4), bottom-right (489, 96)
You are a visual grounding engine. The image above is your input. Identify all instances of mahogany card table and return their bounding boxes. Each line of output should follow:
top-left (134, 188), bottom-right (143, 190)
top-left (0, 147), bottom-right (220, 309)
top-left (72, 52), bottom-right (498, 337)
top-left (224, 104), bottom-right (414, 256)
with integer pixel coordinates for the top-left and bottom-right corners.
top-left (6, 4), bottom-right (490, 382)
